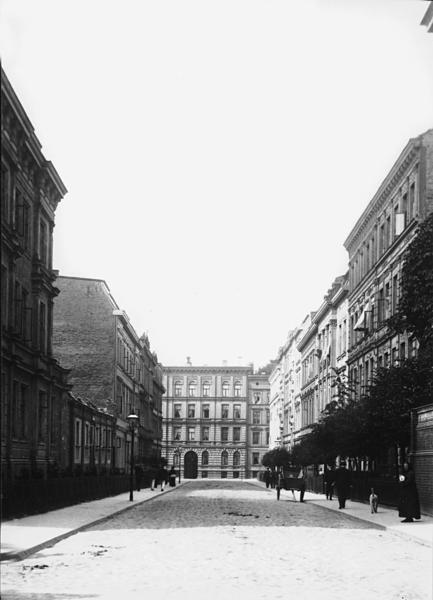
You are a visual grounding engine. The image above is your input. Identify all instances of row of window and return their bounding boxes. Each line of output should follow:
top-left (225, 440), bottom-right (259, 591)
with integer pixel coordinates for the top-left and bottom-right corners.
top-left (350, 180), bottom-right (416, 290)
top-left (173, 426), bottom-right (269, 445)
top-left (174, 381), bottom-right (243, 397)
top-left (4, 384), bottom-right (56, 443)
top-left (173, 404), bottom-right (269, 423)
top-left (196, 450), bottom-right (242, 467)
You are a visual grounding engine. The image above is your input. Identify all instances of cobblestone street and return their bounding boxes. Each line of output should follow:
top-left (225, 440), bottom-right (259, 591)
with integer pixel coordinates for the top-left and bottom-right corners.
top-left (2, 481), bottom-right (431, 600)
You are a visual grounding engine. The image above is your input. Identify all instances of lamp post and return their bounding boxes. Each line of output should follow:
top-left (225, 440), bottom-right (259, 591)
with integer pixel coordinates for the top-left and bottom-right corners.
top-left (128, 410), bottom-right (139, 501)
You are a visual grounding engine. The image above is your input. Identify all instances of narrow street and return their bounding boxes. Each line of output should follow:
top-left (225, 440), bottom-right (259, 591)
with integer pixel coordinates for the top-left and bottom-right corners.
top-left (2, 481), bottom-right (431, 600)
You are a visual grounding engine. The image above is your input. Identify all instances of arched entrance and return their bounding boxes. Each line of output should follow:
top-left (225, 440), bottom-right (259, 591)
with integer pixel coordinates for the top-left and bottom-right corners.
top-left (184, 451), bottom-right (198, 479)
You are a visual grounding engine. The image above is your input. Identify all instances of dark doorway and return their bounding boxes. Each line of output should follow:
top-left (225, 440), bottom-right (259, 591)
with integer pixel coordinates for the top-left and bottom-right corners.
top-left (184, 451), bottom-right (198, 479)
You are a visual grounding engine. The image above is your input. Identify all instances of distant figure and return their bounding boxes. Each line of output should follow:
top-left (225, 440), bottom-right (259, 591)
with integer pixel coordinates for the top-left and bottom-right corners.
top-left (333, 461), bottom-right (351, 509)
top-left (398, 462), bottom-right (421, 523)
top-left (325, 465), bottom-right (335, 500)
top-left (265, 468), bottom-right (272, 489)
top-left (169, 466), bottom-right (177, 487)
top-left (299, 467), bottom-right (307, 503)
top-left (369, 488), bottom-right (379, 514)
top-left (271, 469), bottom-right (277, 489)
top-left (134, 463), bottom-right (144, 492)
top-left (158, 465), bottom-right (168, 492)
top-left (149, 464), bottom-right (158, 491)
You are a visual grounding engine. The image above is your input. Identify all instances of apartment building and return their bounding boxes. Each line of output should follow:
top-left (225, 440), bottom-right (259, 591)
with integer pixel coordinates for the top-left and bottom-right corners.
top-left (1, 68), bottom-right (71, 480)
top-left (53, 276), bottom-right (164, 473)
top-left (163, 365), bottom-right (259, 479)
top-left (247, 372), bottom-right (270, 478)
top-left (343, 129), bottom-right (433, 398)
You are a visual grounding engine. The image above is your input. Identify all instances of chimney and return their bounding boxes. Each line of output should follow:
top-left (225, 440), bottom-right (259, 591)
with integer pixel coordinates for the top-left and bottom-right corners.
top-left (248, 362), bottom-right (254, 373)
top-left (222, 360), bottom-right (227, 367)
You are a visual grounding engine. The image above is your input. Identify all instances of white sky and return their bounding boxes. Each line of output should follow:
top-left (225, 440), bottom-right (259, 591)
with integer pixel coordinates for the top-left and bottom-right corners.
top-left (1, 0), bottom-right (432, 370)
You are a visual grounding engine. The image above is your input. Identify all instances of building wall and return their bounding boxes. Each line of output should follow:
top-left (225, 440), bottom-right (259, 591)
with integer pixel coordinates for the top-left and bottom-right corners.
top-left (410, 404), bottom-right (433, 516)
top-left (344, 130), bottom-right (433, 399)
top-left (1, 67), bottom-right (71, 480)
top-left (163, 366), bottom-right (252, 478)
top-left (247, 373), bottom-right (270, 478)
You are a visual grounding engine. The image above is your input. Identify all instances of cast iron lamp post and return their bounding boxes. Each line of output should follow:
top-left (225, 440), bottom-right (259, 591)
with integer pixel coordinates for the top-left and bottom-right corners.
top-left (128, 410), bottom-right (139, 501)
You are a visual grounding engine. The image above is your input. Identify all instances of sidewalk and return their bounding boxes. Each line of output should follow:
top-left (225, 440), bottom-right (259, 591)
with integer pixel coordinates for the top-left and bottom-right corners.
top-left (2, 479), bottom-right (431, 563)
top-left (1, 482), bottom-right (183, 562)
top-left (249, 479), bottom-right (433, 547)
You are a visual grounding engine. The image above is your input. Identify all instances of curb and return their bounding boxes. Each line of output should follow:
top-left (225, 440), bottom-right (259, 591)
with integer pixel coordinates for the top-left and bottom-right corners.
top-left (1, 483), bottom-right (186, 562)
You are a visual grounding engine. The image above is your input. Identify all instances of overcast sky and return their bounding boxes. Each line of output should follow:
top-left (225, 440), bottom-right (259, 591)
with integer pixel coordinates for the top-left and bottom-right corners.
top-left (1, 0), bottom-right (432, 370)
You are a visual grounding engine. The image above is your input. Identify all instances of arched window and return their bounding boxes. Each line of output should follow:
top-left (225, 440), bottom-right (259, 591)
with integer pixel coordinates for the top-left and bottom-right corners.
top-left (221, 451), bottom-right (228, 467)
top-left (202, 451), bottom-right (209, 466)
top-left (233, 451), bottom-right (240, 467)
top-left (202, 381), bottom-right (211, 397)
top-left (234, 381), bottom-right (242, 397)
top-left (188, 381), bottom-right (196, 397)
top-left (174, 381), bottom-right (182, 397)
top-left (222, 381), bottom-right (230, 397)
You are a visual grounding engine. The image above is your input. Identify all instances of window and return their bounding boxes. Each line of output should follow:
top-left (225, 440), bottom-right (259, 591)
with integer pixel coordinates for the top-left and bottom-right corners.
top-left (39, 302), bottom-right (46, 353)
top-left (188, 382), bottom-right (196, 397)
top-left (38, 392), bottom-right (47, 443)
top-left (254, 393), bottom-right (261, 404)
top-left (188, 404), bottom-right (195, 418)
top-left (188, 427), bottom-right (195, 441)
top-left (222, 381), bottom-right (229, 397)
top-left (233, 471), bottom-right (239, 479)
top-left (50, 395), bottom-right (56, 442)
top-left (221, 451), bottom-right (228, 467)
top-left (221, 427), bottom-right (229, 442)
top-left (14, 282), bottom-right (21, 334)
top-left (75, 419), bottom-right (82, 461)
top-left (19, 385), bottom-right (28, 439)
top-left (202, 404), bottom-right (209, 418)
top-left (175, 382), bottom-right (182, 396)
top-left (96, 427), bottom-right (100, 447)
top-left (174, 426), bottom-right (181, 441)
top-left (233, 427), bottom-right (240, 442)
top-left (253, 431), bottom-right (260, 445)
top-left (202, 426), bottom-right (209, 441)
top-left (233, 451), bottom-right (240, 467)
top-left (221, 471), bottom-right (227, 478)
top-left (234, 381), bottom-right (241, 397)
top-left (266, 411), bottom-right (270, 424)
top-left (253, 410), bottom-right (260, 425)
top-left (202, 471), bottom-right (208, 478)
top-left (222, 404), bottom-right (229, 419)
top-left (203, 382), bottom-right (210, 397)
top-left (252, 452), bottom-right (260, 465)
top-left (202, 451), bottom-right (209, 466)
top-left (174, 404), bottom-right (181, 418)
top-left (234, 404), bottom-right (241, 419)
top-left (40, 220), bottom-right (48, 266)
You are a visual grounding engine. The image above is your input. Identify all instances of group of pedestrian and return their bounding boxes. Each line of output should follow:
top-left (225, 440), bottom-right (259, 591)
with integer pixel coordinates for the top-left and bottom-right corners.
top-left (134, 464), bottom-right (178, 492)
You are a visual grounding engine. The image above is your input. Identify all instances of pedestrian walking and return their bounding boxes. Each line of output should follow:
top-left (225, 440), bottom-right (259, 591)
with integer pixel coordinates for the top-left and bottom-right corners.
top-left (271, 469), bottom-right (276, 489)
top-left (158, 465), bottom-right (168, 492)
top-left (299, 467), bottom-right (307, 503)
top-left (134, 463), bottom-right (144, 492)
top-left (149, 464), bottom-right (158, 491)
top-left (265, 468), bottom-right (272, 489)
top-left (324, 465), bottom-right (335, 500)
top-left (333, 460), bottom-right (351, 509)
top-left (398, 462), bottom-right (421, 523)
top-left (169, 466), bottom-right (177, 487)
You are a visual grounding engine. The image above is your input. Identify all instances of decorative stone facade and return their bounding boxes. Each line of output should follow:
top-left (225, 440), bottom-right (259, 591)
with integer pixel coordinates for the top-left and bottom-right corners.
top-left (1, 67), bottom-right (71, 480)
top-left (163, 365), bottom-right (263, 479)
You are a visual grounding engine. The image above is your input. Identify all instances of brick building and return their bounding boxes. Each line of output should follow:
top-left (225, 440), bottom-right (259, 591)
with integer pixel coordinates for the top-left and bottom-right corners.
top-left (1, 68), bottom-right (71, 480)
top-left (52, 276), bottom-right (164, 474)
top-left (163, 364), bottom-right (265, 479)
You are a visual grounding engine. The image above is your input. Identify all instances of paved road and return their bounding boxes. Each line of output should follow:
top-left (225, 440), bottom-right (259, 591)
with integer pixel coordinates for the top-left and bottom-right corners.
top-left (2, 481), bottom-right (431, 600)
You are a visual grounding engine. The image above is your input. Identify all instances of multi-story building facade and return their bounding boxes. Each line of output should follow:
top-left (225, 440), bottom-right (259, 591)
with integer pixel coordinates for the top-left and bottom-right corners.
top-left (269, 360), bottom-right (283, 448)
top-left (344, 130), bottom-right (433, 401)
top-left (163, 365), bottom-right (255, 479)
top-left (247, 372), bottom-right (270, 478)
top-left (1, 68), bottom-right (71, 480)
top-left (52, 276), bottom-right (164, 473)
top-left (296, 276), bottom-right (349, 443)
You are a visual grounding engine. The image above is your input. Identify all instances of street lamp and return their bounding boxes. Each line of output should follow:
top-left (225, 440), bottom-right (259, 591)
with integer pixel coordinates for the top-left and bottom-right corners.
top-left (127, 410), bottom-right (139, 501)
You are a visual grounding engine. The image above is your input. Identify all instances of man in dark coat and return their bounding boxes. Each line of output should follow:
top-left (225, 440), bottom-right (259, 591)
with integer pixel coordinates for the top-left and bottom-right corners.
top-left (324, 465), bottom-right (335, 500)
top-left (158, 465), bottom-right (168, 492)
top-left (134, 463), bottom-right (144, 492)
top-left (265, 468), bottom-right (272, 489)
top-left (399, 462), bottom-right (421, 522)
top-left (332, 461), bottom-right (351, 509)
